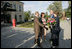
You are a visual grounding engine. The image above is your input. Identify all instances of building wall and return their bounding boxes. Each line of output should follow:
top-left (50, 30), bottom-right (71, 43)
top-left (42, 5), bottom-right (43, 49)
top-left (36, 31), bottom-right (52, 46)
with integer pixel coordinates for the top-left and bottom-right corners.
top-left (5, 1), bottom-right (24, 23)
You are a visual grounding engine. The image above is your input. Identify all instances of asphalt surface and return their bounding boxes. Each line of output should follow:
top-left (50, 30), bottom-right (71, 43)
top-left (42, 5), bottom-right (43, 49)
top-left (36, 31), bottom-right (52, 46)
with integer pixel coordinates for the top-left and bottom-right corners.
top-left (1, 20), bottom-right (71, 48)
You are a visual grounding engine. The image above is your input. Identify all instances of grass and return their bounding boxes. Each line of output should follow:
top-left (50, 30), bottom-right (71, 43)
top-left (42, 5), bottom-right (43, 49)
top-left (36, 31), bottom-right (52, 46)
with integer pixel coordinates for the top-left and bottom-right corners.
top-left (60, 18), bottom-right (67, 22)
top-left (17, 19), bottom-right (66, 28)
top-left (17, 21), bottom-right (34, 28)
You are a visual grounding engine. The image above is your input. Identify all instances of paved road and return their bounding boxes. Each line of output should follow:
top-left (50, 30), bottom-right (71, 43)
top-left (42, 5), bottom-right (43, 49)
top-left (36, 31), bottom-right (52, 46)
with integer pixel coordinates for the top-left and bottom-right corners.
top-left (1, 20), bottom-right (71, 48)
top-left (59, 20), bottom-right (71, 48)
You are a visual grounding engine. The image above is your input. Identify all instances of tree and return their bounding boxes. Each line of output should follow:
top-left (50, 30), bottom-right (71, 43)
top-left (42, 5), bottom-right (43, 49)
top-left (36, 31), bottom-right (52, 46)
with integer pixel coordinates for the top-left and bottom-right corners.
top-left (24, 12), bottom-right (28, 22)
top-left (68, 1), bottom-right (71, 13)
top-left (47, 4), bottom-right (55, 12)
top-left (24, 10), bottom-right (31, 22)
top-left (27, 10), bottom-right (31, 19)
top-left (68, 1), bottom-right (71, 7)
top-left (45, 12), bottom-right (48, 16)
top-left (65, 1), bottom-right (71, 18)
top-left (47, 1), bottom-right (62, 17)
top-left (31, 13), bottom-right (34, 18)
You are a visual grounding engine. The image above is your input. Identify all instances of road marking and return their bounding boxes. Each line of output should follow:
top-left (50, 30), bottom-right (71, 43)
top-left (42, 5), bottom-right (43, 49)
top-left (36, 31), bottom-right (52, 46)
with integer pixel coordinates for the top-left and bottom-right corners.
top-left (31, 43), bottom-right (37, 48)
top-left (15, 35), bottom-right (35, 48)
top-left (6, 33), bottom-right (17, 39)
top-left (1, 33), bottom-right (17, 40)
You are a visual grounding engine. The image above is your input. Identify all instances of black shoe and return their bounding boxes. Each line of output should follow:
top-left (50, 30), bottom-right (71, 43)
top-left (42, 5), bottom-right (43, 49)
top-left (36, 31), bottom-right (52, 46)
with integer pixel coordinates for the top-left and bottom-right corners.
top-left (49, 39), bottom-right (52, 41)
top-left (37, 38), bottom-right (43, 48)
top-left (51, 46), bottom-right (56, 48)
top-left (51, 46), bottom-right (53, 48)
top-left (34, 39), bottom-right (37, 44)
top-left (37, 43), bottom-right (43, 48)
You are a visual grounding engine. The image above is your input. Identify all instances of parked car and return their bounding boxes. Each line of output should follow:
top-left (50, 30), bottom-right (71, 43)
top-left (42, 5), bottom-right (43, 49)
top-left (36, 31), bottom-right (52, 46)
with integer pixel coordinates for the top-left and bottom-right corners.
top-left (66, 18), bottom-right (70, 21)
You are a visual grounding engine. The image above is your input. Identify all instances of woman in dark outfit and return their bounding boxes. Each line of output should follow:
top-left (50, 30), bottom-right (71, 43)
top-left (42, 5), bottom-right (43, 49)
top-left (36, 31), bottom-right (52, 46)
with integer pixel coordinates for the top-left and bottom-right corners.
top-left (51, 11), bottom-right (61, 48)
top-left (39, 12), bottom-right (48, 41)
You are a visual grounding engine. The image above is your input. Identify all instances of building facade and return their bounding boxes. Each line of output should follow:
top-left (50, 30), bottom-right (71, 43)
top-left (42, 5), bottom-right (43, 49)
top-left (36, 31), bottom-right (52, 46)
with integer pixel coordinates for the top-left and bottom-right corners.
top-left (2, 1), bottom-right (24, 23)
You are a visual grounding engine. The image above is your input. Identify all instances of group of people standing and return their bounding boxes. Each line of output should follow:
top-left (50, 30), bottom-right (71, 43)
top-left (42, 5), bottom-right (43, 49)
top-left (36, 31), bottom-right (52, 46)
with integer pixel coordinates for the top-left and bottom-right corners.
top-left (34, 10), bottom-right (61, 48)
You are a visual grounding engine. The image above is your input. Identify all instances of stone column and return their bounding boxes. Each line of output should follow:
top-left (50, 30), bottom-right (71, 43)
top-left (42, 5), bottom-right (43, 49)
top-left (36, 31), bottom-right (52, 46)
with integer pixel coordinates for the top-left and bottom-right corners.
top-left (11, 12), bottom-right (15, 23)
top-left (22, 12), bottom-right (24, 22)
top-left (16, 14), bottom-right (20, 22)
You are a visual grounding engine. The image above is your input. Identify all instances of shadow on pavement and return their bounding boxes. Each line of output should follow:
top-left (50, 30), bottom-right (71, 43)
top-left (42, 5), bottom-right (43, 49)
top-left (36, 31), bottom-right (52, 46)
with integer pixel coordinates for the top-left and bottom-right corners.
top-left (1, 27), bottom-right (71, 48)
top-left (59, 28), bottom-right (71, 48)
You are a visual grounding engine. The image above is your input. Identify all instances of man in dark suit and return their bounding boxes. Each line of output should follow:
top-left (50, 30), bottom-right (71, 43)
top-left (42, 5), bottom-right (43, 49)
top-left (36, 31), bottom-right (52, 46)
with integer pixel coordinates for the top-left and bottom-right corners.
top-left (51, 11), bottom-right (61, 48)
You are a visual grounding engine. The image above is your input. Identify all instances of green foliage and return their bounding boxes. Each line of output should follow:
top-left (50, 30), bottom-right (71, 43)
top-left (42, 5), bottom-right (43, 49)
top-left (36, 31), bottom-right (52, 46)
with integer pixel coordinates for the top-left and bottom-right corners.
top-left (68, 1), bottom-right (71, 7)
top-left (65, 1), bottom-right (71, 18)
top-left (31, 13), bottom-right (34, 18)
top-left (24, 10), bottom-right (31, 21)
top-left (17, 21), bottom-right (34, 28)
top-left (47, 1), bottom-right (62, 17)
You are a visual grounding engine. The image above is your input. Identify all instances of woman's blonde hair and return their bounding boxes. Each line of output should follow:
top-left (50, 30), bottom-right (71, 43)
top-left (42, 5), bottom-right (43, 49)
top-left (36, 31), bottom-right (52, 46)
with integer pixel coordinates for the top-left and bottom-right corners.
top-left (35, 11), bottom-right (39, 15)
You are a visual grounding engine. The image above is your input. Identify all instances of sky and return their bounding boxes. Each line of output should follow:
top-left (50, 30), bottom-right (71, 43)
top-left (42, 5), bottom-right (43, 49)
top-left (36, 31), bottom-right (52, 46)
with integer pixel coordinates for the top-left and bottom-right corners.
top-left (20, 1), bottom-right (69, 15)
